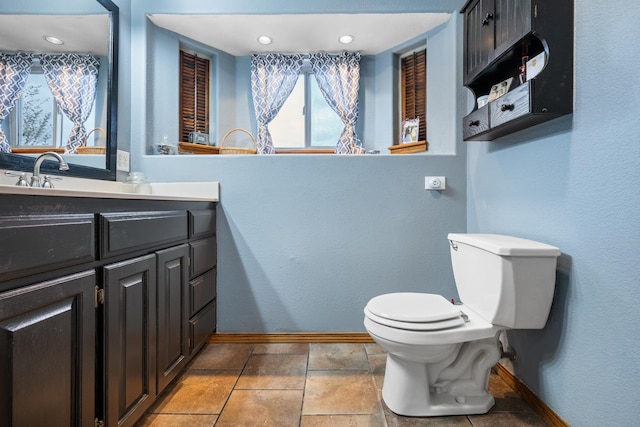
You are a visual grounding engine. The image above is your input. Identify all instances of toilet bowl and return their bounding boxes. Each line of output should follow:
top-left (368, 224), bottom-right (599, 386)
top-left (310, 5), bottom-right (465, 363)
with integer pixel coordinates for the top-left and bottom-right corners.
top-left (364, 233), bottom-right (560, 417)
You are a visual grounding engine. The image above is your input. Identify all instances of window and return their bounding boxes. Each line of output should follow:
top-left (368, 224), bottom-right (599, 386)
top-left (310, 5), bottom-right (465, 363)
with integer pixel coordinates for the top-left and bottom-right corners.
top-left (9, 64), bottom-right (86, 148)
top-left (179, 50), bottom-right (210, 143)
top-left (270, 69), bottom-right (343, 149)
top-left (400, 48), bottom-right (427, 143)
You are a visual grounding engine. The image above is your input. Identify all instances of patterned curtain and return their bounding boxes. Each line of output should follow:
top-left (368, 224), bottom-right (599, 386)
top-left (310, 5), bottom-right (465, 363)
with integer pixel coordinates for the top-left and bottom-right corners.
top-left (309, 52), bottom-right (361, 154)
top-left (251, 53), bottom-right (304, 154)
top-left (0, 53), bottom-right (33, 153)
top-left (41, 54), bottom-right (100, 153)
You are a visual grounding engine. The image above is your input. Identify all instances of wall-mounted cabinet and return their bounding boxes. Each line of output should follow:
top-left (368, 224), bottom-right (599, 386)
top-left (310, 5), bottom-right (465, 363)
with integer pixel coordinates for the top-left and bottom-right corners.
top-left (461, 0), bottom-right (573, 141)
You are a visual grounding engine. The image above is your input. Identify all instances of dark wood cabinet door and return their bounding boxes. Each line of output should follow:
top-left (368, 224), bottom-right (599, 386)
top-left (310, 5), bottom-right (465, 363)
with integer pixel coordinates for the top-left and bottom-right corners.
top-left (464, 0), bottom-right (495, 83)
top-left (0, 270), bottom-right (95, 427)
top-left (104, 255), bottom-right (157, 427)
top-left (156, 244), bottom-right (189, 393)
top-left (493, 0), bottom-right (531, 59)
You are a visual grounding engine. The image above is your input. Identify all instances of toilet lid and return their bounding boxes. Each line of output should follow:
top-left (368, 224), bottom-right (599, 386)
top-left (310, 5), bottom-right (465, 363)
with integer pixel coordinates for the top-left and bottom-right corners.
top-left (366, 293), bottom-right (462, 323)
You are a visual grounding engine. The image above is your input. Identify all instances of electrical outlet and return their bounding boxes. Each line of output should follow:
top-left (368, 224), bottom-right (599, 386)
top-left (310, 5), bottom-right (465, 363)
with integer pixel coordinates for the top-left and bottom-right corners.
top-left (425, 176), bottom-right (446, 191)
top-left (116, 150), bottom-right (130, 172)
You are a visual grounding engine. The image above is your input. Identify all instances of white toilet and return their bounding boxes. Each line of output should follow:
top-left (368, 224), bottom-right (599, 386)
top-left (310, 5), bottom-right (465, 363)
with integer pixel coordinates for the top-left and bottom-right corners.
top-left (364, 233), bottom-right (560, 417)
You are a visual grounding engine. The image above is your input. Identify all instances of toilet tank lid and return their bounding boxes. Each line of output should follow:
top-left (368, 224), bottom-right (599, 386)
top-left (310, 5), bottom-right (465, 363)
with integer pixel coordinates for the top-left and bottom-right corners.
top-left (448, 233), bottom-right (561, 257)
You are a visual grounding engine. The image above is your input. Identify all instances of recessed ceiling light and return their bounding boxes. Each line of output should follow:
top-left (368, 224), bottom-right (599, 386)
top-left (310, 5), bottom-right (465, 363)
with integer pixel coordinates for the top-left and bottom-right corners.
top-left (257, 35), bottom-right (272, 45)
top-left (339, 35), bottom-right (354, 44)
top-left (43, 35), bottom-right (64, 45)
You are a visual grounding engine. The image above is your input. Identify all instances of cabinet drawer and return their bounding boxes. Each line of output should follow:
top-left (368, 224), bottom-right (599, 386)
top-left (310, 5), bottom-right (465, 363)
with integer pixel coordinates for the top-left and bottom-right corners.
top-left (189, 209), bottom-right (216, 239)
top-left (100, 211), bottom-right (188, 259)
top-left (189, 268), bottom-right (216, 317)
top-left (189, 236), bottom-right (216, 278)
top-left (190, 301), bottom-right (216, 353)
top-left (462, 106), bottom-right (490, 140)
top-left (490, 83), bottom-right (530, 128)
top-left (0, 214), bottom-right (95, 281)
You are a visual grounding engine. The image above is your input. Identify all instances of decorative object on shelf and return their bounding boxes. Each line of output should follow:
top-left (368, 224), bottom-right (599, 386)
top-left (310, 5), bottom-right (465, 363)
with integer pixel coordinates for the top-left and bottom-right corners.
top-left (487, 77), bottom-right (513, 102)
top-left (519, 55), bottom-right (529, 84)
top-left (477, 95), bottom-right (489, 108)
top-left (77, 127), bottom-right (107, 154)
top-left (401, 118), bottom-right (420, 144)
top-left (526, 51), bottom-right (547, 81)
top-left (188, 131), bottom-right (210, 145)
top-left (156, 135), bottom-right (176, 155)
top-left (219, 128), bottom-right (257, 155)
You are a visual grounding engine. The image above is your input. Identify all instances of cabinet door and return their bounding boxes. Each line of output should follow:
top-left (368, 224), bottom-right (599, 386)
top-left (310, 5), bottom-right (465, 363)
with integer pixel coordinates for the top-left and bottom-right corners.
top-left (464, 0), bottom-right (495, 83)
top-left (0, 270), bottom-right (95, 427)
top-left (493, 0), bottom-right (532, 59)
top-left (104, 255), bottom-right (156, 427)
top-left (156, 244), bottom-right (189, 393)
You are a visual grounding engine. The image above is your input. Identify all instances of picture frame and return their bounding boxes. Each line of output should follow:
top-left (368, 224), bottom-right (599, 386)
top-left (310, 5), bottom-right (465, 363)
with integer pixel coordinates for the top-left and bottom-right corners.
top-left (401, 118), bottom-right (420, 144)
top-left (487, 77), bottom-right (513, 102)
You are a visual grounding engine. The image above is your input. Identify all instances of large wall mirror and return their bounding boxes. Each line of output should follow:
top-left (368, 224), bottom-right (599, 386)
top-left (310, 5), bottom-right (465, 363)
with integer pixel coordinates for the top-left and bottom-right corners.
top-left (0, 0), bottom-right (118, 181)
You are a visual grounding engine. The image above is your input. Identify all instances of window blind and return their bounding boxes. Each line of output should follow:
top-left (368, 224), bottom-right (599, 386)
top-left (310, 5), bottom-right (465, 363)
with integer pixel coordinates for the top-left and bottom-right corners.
top-left (400, 49), bottom-right (427, 143)
top-left (179, 50), bottom-right (210, 142)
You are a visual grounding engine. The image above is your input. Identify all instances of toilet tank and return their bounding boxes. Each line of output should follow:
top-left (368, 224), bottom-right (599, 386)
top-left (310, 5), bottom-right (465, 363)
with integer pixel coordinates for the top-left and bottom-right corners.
top-left (448, 233), bottom-right (561, 329)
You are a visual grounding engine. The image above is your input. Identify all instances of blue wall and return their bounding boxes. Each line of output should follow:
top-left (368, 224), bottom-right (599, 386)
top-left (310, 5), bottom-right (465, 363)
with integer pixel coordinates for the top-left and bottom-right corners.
top-left (112, 0), bottom-right (640, 425)
top-left (128, 0), bottom-right (466, 333)
top-left (466, 0), bottom-right (640, 425)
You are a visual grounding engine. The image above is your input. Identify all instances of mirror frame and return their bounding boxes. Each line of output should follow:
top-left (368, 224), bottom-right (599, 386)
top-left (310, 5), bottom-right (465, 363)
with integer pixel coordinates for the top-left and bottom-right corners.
top-left (0, 0), bottom-right (118, 181)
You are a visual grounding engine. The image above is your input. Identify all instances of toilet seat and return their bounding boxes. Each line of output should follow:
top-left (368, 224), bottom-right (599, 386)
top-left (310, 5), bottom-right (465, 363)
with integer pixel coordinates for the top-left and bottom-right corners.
top-left (365, 293), bottom-right (466, 331)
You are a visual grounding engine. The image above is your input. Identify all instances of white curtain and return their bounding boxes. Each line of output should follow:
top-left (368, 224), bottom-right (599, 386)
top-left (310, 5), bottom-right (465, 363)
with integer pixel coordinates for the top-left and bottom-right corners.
top-left (309, 52), bottom-right (361, 154)
top-left (41, 54), bottom-right (100, 154)
top-left (251, 53), bottom-right (304, 154)
top-left (0, 53), bottom-right (32, 153)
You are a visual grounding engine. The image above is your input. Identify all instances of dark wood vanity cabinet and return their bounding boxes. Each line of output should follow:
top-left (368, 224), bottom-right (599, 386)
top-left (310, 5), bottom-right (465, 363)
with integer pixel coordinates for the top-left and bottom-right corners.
top-left (461, 0), bottom-right (573, 141)
top-left (103, 254), bottom-right (158, 427)
top-left (0, 195), bottom-right (217, 427)
top-left (0, 270), bottom-right (96, 427)
top-left (156, 244), bottom-right (190, 394)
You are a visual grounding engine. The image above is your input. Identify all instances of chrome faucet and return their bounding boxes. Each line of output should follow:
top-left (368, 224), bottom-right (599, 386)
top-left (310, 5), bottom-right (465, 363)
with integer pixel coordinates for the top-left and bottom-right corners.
top-left (31, 151), bottom-right (69, 187)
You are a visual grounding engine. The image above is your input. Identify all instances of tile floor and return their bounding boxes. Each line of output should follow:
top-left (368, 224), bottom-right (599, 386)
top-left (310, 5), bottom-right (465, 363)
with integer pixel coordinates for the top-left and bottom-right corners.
top-left (137, 342), bottom-right (549, 427)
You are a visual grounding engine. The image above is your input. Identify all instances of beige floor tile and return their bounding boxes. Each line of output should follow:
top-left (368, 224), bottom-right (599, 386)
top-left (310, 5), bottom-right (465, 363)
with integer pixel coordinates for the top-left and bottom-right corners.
top-left (303, 370), bottom-right (380, 415)
top-left (467, 412), bottom-right (549, 427)
top-left (135, 413), bottom-right (217, 427)
top-left (301, 413), bottom-right (387, 427)
top-left (151, 369), bottom-right (239, 414)
top-left (215, 389), bottom-right (303, 427)
top-left (367, 353), bottom-right (387, 390)
top-left (384, 409), bottom-right (473, 427)
top-left (235, 353), bottom-right (308, 389)
top-left (188, 343), bottom-right (253, 370)
top-left (253, 342), bottom-right (310, 354)
top-left (309, 343), bottom-right (370, 370)
top-left (365, 343), bottom-right (386, 355)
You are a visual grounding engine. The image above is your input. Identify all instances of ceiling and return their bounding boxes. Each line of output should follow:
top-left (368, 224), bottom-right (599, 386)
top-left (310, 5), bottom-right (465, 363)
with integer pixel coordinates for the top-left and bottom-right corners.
top-left (147, 13), bottom-right (452, 56)
top-left (0, 14), bottom-right (110, 56)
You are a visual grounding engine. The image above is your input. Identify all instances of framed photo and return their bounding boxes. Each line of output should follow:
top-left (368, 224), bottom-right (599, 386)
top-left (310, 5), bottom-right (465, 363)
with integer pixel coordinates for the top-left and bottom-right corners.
top-left (487, 77), bottom-right (513, 102)
top-left (401, 118), bottom-right (420, 144)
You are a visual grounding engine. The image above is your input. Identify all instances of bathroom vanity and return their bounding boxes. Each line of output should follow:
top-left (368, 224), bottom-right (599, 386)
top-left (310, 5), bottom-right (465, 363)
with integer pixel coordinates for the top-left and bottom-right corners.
top-left (0, 185), bottom-right (218, 427)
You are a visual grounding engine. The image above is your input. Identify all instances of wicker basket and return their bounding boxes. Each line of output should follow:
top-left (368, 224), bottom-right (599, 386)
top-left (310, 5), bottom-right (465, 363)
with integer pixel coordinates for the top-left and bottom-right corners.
top-left (77, 127), bottom-right (107, 154)
top-left (219, 128), bottom-right (257, 155)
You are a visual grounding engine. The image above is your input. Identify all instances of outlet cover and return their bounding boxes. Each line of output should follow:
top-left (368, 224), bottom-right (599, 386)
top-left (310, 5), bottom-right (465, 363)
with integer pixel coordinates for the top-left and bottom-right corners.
top-left (116, 150), bottom-right (130, 172)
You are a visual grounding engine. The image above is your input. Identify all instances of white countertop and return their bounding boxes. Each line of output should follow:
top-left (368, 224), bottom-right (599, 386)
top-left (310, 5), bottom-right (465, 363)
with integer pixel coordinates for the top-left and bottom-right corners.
top-left (0, 172), bottom-right (219, 202)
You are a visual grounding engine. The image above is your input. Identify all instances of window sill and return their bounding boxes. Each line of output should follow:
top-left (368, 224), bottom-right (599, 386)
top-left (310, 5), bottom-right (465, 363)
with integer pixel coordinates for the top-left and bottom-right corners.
top-left (11, 147), bottom-right (65, 154)
top-left (177, 142), bottom-right (337, 155)
top-left (275, 148), bottom-right (335, 154)
top-left (388, 141), bottom-right (427, 154)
